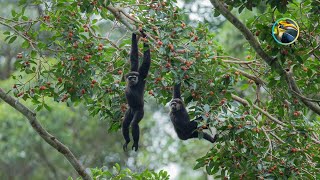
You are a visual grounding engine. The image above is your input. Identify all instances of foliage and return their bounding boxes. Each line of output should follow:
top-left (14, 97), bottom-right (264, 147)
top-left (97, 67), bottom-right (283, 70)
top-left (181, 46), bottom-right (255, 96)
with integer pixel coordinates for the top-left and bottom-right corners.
top-left (85, 163), bottom-right (169, 180)
top-left (0, 0), bottom-right (319, 179)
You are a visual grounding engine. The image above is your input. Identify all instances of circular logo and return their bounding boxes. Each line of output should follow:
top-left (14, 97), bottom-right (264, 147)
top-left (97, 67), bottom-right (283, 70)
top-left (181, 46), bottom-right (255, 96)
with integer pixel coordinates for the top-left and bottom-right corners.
top-left (272, 18), bottom-right (299, 45)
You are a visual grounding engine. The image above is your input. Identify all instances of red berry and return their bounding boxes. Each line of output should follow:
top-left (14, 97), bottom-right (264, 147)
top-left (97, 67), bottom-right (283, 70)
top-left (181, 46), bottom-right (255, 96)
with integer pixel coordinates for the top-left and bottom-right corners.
top-left (39, 86), bottom-right (46, 90)
top-left (293, 111), bottom-right (300, 117)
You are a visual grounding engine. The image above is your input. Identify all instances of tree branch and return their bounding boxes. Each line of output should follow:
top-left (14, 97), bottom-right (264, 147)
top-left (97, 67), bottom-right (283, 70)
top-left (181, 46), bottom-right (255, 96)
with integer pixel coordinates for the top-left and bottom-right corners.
top-left (105, 5), bottom-right (135, 31)
top-left (209, 0), bottom-right (278, 69)
top-left (209, 0), bottom-right (320, 115)
top-left (232, 67), bottom-right (266, 85)
top-left (285, 69), bottom-right (320, 114)
top-left (0, 88), bottom-right (92, 180)
top-left (231, 94), bottom-right (287, 127)
top-left (0, 19), bottom-right (36, 50)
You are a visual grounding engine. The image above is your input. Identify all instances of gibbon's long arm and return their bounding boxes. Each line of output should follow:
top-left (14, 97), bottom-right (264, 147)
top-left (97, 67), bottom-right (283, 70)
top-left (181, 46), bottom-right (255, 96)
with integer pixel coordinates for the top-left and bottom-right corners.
top-left (130, 33), bottom-right (139, 72)
top-left (138, 42), bottom-right (150, 79)
top-left (173, 83), bottom-right (181, 99)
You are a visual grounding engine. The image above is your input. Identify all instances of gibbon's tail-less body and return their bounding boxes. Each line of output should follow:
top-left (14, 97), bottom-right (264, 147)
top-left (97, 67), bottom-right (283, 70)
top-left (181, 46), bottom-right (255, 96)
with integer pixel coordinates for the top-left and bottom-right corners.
top-left (169, 83), bottom-right (217, 143)
top-left (122, 33), bottom-right (150, 151)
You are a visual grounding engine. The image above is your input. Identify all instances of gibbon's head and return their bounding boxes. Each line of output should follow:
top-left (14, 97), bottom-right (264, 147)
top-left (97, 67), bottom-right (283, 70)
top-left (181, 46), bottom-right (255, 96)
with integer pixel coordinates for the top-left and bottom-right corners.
top-left (126, 71), bottom-right (139, 86)
top-left (169, 98), bottom-right (183, 112)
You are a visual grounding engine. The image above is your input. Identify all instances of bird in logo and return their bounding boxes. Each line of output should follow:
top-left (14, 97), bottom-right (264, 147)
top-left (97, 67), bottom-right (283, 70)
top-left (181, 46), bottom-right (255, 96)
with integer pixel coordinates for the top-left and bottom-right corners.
top-left (274, 19), bottom-right (298, 43)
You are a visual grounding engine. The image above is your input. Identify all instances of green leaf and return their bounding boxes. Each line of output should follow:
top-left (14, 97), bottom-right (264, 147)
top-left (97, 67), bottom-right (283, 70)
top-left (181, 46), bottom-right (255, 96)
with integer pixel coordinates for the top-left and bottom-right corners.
top-left (8, 36), bottom-right (17, 44)
top-left (31, 50), bottom-right (37, 58)
top-left (11, 9), bottom-right (17, 17)
top-left (44, 103), bottom-right (52, 111)
top-left (3, 31), bottom-right (10, 35)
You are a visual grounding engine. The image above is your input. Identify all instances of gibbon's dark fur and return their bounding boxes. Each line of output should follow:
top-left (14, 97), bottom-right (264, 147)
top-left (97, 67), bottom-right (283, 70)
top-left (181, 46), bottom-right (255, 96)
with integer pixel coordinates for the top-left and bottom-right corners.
top-left (169, 83), bottom-right (217, 143)
top-left (122, 33), bottom-right (150, 151)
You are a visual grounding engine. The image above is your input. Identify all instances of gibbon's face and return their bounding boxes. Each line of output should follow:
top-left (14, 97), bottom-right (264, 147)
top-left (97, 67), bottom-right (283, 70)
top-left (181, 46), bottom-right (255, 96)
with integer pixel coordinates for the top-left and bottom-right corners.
top-left (170, 98), bottom-right (183, 112)
top-left (127, 75), bottom-right (139, 86)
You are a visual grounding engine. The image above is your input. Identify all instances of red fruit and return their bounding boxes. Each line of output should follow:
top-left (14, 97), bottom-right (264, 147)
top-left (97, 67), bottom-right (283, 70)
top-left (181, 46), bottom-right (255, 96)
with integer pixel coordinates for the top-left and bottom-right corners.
top-left (157, 41), bottom-right (163, 46)
top-left (98, 46), bottom-right (103, 51)
top-left (181, 66), bottom-right (187, 71)
top-left (17, 91), bottom-right (24, 97)
top-left (91, 80), bottom-right (97, 84)
top-left (165, 63), bottom-right (171, 68)
top-left (281, 50), bottom-right (288, 55)
top-left (39, 86), bottom-right (46, 90)
top-left (168, 44), bottom-right (174, 51)
top-left (220, 99), bottom-right (226, 105)
top-left (17, 53), bottom-right (23, 59)
top-left (58, 77), bottom-right (62, 83)
top-left (255, 31), bottom-right (260, 36)
top-left (293, 99), bottom-right (299, 104)
top-left (291, 148), bottom-right (298, 153)
top-left (98, 43), bottom-right (103, 47)
top-left (118, 70), bottom-right (123, 75)
top-left (73, 42), bottom-right (78, 48)
top-left (81, 89), bottom-right (86, 94)
top-left (209, 91), bottom-right (214, 96)
top-left (293, 111), bottom-right (300, 117)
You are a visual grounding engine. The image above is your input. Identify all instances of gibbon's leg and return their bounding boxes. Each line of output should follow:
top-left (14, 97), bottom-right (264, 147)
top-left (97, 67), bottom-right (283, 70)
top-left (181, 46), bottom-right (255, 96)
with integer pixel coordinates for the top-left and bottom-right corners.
top-left (131, 109), bottom-right (144, 151)
top-left (122, 108), bottom-right (133, 151)
top-left (202, 132), bottom-right (218, 143)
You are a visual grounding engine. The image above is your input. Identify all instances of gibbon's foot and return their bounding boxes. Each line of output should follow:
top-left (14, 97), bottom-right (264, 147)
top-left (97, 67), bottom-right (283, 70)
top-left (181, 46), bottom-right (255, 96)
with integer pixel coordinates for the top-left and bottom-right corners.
top-left (123, 142), bottom-right (130, 151)
top-left (132, 142), bottom-right (139, 151)
top-left (212, 134), bottom-right (218, 143)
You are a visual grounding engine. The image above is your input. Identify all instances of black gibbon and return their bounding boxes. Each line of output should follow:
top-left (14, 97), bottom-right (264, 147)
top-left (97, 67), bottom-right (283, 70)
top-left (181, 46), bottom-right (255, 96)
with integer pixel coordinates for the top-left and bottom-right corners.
top-left (169, 83), bottom-right (217, 143)
top-left (122, 33), bottom-right (150, 151)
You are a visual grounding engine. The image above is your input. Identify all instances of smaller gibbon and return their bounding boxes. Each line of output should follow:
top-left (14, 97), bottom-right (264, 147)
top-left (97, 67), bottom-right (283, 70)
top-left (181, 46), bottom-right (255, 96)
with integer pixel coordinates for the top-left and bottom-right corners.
top-left (169, 83), bottom-right (217, 143)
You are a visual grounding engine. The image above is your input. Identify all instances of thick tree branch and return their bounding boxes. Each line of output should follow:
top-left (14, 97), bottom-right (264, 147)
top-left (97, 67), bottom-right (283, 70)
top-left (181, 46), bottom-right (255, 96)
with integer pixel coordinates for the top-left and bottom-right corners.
top-left (209, 0), bottom-right (320, 115)
top-left (0, 88), bottom-right (92, 180)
